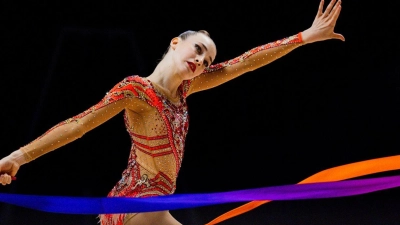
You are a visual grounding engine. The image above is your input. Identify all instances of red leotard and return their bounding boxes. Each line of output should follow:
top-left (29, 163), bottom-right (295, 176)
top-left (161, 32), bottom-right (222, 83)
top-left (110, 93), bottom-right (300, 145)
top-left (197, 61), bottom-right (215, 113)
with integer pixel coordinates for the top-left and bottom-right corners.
top-left (18, 33), bottom-right (303, 225)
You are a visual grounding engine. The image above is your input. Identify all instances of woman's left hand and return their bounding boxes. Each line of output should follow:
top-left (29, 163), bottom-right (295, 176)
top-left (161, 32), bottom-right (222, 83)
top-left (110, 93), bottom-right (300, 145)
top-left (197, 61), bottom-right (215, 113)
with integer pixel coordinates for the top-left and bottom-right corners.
top-left (302, 0), bottom-right (345, 44)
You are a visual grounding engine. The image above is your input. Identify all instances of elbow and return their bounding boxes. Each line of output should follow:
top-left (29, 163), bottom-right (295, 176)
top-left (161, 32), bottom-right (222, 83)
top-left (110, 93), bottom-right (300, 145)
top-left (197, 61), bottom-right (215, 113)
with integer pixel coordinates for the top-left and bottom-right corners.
top-left (75, 123), bottom-right (87, 139)
top-left (66, 122), bottom-right (87, 140)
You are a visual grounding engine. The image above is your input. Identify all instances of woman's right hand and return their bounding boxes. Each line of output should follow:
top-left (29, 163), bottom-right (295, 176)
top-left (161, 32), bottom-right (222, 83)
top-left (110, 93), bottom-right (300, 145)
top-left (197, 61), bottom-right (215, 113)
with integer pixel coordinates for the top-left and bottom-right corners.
top-left (0, 150), bottom-right (26, 185)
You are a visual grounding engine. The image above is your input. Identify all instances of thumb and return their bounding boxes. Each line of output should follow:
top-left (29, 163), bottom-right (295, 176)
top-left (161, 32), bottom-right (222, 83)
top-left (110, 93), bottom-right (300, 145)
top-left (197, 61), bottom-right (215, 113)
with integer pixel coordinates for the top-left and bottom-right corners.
top-left (10, 163), bottom-right (19, 177)
top-left (332, 32), bottom-right (345, 41)
top-left (10, 169), bottom-right (18, 177)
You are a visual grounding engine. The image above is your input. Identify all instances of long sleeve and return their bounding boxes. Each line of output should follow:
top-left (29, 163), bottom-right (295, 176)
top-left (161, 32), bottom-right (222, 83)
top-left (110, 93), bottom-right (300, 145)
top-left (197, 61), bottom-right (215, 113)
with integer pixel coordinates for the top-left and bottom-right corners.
top-left (187, 33), bottom-right (304, 95)
top-left (19, 77), bottom-right (144, 162)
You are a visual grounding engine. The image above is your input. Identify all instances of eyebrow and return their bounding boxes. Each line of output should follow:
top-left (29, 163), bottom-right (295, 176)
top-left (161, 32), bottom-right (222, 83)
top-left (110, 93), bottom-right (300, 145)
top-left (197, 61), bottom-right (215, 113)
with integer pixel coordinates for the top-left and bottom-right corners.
top-left (201, 43), bottom-right (213, 64)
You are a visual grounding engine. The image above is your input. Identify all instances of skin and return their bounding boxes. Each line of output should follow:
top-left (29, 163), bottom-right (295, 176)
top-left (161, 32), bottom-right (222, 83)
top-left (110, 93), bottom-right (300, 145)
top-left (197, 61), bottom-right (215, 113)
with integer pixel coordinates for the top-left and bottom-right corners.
top-left (0, 0), bottom-right (344, 224)
top-left (146, 33), bottom-right (217, 104)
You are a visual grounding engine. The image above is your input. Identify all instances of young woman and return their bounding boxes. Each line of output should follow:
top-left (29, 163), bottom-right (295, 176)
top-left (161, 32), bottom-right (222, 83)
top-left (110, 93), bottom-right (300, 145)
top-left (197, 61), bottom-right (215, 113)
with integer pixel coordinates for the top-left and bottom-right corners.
top-left (0, 0), bottom-right (344, 224)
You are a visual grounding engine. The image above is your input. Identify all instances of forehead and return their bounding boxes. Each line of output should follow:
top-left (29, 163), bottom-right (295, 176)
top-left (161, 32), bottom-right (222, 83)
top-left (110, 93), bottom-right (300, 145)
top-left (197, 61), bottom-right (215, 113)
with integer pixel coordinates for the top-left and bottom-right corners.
top-left (186, 34), bottom-right (217, 57)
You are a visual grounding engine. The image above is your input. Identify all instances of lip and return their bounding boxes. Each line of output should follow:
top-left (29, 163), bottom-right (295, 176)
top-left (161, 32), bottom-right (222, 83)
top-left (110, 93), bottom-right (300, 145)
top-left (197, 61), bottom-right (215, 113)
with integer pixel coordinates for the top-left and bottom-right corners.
top-left (187, 62), bottom-right (196, 73)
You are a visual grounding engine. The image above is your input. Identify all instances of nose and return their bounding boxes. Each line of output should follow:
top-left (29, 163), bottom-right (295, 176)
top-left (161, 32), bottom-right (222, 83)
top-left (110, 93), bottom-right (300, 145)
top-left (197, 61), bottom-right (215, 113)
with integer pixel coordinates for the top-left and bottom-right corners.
top-left (195, 58), bottom-right (202, 66)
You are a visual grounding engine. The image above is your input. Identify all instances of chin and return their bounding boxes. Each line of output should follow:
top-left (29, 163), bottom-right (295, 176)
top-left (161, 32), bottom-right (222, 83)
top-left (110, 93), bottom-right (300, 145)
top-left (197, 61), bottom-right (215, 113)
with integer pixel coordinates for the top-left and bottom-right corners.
top-left (187, 72), bottom-right (202, 80)
top-left (180, 70), bottom-right (196, 80)
top-left (182, 74), bottom-right (195, 81)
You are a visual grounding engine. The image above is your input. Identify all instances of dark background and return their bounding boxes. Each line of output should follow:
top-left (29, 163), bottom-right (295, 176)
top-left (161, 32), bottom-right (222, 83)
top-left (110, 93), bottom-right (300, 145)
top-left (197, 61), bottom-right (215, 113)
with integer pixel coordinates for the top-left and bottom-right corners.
top-left (0, 0), bottom-right (399, 224)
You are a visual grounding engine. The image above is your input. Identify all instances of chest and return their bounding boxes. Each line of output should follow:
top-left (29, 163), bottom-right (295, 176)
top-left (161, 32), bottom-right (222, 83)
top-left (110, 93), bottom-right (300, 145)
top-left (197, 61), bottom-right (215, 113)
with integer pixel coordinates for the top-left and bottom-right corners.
top-left (124, 100), bottom-right (189, 136)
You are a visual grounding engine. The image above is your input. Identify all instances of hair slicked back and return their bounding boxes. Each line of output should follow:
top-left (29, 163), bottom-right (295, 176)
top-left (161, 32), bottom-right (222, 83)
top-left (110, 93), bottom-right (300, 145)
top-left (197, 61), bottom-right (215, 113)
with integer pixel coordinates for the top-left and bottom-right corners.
top-left (160, 30), bottom-right (211, 60)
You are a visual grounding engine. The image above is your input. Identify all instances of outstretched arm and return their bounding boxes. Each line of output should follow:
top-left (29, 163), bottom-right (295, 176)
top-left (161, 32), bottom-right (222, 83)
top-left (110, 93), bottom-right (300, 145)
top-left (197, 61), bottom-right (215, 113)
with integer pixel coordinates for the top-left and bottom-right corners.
top-left (187, 0), bottom-right (344, 95)
top-left (0, 77), bottom-right (145, 185)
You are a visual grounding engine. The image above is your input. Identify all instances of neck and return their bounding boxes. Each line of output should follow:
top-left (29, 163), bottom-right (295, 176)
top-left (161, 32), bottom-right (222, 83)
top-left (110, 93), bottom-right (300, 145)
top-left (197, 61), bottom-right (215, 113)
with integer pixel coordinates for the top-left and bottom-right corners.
top-left (147, 59), bottom-right (183, 101)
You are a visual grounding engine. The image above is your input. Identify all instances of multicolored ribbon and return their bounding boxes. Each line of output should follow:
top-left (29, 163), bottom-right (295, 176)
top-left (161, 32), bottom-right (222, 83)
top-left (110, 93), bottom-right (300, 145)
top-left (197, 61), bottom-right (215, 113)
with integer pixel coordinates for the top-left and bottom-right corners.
top-left (206, 155), bottom-right (400, 225)
top-left (0, 174), bottom-right (400, 214)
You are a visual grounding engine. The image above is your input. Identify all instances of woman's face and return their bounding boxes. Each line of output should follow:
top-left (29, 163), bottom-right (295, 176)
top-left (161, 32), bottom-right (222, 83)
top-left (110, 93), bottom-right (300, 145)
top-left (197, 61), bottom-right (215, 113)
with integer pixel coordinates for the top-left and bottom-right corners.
top-left (170, 33), bottom-right (217, 80)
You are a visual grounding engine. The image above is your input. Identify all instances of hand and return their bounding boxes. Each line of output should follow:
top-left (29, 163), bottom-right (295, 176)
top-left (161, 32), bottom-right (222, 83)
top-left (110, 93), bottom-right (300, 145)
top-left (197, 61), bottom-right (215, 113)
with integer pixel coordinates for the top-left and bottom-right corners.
top-left (302, 0), bottom-right (345, 44)
top-left (0, 153), bottom-right (23, 185)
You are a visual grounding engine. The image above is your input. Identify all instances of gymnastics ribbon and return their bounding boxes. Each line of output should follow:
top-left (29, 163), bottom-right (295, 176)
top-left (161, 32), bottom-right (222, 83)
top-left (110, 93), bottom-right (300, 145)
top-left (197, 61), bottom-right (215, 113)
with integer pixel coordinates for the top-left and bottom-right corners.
top-left (0, 175), bottom-right (400, 214)
top-left (206, 155), bottom-right (400, 225)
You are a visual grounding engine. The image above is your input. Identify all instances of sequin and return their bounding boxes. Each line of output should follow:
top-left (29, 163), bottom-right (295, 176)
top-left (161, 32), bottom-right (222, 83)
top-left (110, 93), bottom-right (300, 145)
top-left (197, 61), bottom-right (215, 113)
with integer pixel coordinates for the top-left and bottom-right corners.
top-left (17, 33), bottom-right (303, 225)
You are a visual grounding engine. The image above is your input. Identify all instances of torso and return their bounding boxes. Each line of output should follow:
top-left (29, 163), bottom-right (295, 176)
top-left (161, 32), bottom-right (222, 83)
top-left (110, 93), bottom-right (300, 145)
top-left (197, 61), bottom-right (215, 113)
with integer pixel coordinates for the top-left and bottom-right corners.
top-left (108, 75), bottom-right (190, 198)
top-left (100, 75), bottom-right (191, 225)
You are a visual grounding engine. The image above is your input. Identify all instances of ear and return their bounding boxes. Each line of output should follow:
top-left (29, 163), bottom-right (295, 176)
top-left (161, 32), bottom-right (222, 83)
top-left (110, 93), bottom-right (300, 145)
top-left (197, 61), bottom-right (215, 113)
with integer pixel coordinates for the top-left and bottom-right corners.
top-left (170, 37), bottom-right (180, 50)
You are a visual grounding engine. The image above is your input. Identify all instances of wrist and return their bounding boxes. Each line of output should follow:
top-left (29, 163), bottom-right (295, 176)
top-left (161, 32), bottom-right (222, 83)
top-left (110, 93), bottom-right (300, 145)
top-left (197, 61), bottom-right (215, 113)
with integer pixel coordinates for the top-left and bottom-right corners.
top-left (301, 28), bottom-right (321, 45)
top-left (9, 150), bottom-right (28, 166)
top-left (300, 29), bottom-right (311, 44)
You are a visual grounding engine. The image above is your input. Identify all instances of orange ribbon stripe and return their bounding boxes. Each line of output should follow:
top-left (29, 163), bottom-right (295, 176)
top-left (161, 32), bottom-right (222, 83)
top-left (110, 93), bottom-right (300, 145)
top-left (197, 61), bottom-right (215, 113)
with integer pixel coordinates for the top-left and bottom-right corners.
top-left (205, 155), bottom-right (400, 225)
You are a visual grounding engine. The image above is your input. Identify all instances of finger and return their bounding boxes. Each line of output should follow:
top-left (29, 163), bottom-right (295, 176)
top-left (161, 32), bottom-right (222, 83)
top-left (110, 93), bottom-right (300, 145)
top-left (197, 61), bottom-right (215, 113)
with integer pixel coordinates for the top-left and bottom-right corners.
top-left (1, 173), bottom-right (13, 184)
top-left (329, 2), bottom-right (342, 23)
top-left (1, 172), bottom-right (16, 180)
top-left (323, 0), bottom-right (337, 17)
top-left (316, 0), bottom-right (324, 17)
top-left (327, 0), bottom-right (341, 19)
top-left (5, 175), bottom-right (11, 184)
top-left (328, 3), bottom-right (342, 26)
top-left (0, 174), bottom-right (8, 185)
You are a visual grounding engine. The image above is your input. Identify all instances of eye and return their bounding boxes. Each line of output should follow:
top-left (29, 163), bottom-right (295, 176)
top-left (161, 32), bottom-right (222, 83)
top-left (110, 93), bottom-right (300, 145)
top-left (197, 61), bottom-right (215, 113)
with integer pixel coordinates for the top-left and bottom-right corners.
top-left (195, 44), bottom-right (202, 54)
top-left (195, 44), bottom-right (209, 67)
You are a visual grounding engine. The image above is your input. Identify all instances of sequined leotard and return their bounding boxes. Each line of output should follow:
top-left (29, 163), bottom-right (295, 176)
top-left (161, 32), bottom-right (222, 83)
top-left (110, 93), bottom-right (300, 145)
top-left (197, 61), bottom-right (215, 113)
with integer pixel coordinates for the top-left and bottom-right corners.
top-left (19, 33), bottom-right (303, 225)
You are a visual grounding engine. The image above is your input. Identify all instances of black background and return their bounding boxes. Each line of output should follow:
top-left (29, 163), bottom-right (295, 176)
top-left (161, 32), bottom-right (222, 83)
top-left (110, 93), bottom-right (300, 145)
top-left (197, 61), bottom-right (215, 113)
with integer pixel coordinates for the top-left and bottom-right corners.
top-left (0, 0), bottom-right (399, 224)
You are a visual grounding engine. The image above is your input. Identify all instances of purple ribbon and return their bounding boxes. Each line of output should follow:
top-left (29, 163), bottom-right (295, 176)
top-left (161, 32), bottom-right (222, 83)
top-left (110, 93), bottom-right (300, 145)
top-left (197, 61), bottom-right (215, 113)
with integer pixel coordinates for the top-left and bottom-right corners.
top-left (0, 175), bottom-right (399, 214)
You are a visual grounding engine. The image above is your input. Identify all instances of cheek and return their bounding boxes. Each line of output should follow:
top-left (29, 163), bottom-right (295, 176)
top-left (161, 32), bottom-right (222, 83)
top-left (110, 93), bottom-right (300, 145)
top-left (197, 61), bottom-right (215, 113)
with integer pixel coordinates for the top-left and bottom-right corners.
top-left (181, 47), bottom-right (195, 58)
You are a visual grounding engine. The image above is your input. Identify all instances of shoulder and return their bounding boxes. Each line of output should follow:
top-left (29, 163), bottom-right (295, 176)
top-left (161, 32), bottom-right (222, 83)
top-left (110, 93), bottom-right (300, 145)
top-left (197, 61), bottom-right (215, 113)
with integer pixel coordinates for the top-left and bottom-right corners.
top-left (112, 75), bottom-right (152, 91)
top-left (117, 75), bottom-right (164, 106)
top-left (123, 75), bottom-right (148, 85)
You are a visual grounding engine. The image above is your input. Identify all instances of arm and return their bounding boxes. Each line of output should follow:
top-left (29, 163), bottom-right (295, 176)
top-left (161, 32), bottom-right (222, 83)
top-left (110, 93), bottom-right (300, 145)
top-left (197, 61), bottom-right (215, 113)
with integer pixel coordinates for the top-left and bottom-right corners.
top-left (0, 77), bottom-right (145, 185)
top-left (18, 97), bottom-right (127, 162)
top-left (187, 0), bottom-right (344, 95)
top-left (187, 33), bottom-right (303, 95)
